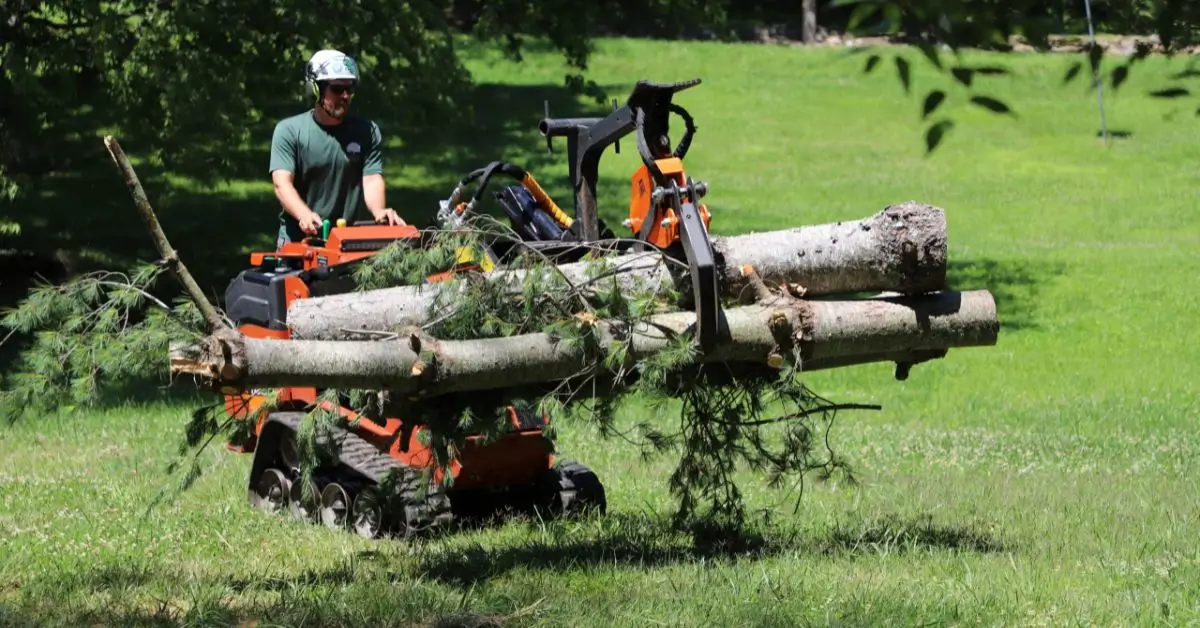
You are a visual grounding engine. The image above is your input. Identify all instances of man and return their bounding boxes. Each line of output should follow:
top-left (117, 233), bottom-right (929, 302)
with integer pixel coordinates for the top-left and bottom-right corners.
top-left (268, 49), bottom-right (404, 247)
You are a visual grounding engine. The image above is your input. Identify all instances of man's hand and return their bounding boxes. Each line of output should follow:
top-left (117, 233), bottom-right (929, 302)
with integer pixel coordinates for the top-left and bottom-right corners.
top-left (273, 169), bottom-right (324, 236)
top-left (298, 210), bottom-right (324, 235)
top-left (372, 207), bottom-right (406, 226)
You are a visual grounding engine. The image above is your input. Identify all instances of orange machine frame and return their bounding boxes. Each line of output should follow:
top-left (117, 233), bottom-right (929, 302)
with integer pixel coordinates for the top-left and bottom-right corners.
top-left (627, 157), bottom-right (711, 250)
top-left (222, 221), bottom-right (555, 490)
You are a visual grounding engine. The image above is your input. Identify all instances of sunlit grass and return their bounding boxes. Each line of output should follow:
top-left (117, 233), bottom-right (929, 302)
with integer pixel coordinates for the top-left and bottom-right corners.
top-left (2, 37), bottom-right (1199, 626)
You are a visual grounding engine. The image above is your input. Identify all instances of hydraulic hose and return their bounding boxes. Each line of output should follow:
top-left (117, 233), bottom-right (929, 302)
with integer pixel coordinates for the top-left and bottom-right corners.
top-left (445, 160), bottom-right (573, 231)
top-left (669, 104), bottom-right (697, 160)
top-left (520, 173), bottom-right (573, 229)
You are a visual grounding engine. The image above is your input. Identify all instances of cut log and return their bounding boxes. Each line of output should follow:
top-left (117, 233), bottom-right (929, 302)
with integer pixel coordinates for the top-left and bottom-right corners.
top-left (175, 290), bottom-right (997, 397)
top-left (285, 201), bottom-right (948, 341)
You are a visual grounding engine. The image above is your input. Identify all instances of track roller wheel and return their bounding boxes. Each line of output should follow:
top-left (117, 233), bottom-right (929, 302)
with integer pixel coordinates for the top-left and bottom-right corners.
top-left (320, 482), bottom-right (351, 530)
top-left (289, 476), bottom-right (320, 522)
top-left (351, 487), bottom-right (384, 539)
top-left (250, 468), bottom-right (291, 513)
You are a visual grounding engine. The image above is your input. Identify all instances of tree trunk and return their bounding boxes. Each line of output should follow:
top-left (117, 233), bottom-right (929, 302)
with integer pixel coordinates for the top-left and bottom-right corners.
top-left (176, 289), bottom-right (997, 397)
top-left (802, 0), bottom-right (817, 43)
top-left (286, 202), bottom-right (948, 341)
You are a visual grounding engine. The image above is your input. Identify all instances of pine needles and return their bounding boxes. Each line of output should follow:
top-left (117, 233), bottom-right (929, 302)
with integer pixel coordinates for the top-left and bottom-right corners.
top-left (0, 188), bottom-right (874, 539)
top-left (320, 215), bottom-right (874, 535)
top-left (0, 261), bottom-right (208, 423)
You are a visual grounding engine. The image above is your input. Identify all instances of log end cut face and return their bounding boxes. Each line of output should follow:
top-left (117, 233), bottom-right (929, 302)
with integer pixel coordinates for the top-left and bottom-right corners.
top-left (869, 201), bottom-right (948, 294)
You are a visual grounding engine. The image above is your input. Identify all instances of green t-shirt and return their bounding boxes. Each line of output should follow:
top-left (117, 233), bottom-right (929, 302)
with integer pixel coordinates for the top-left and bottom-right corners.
top-left (268, 110), bottom-right (384, 243)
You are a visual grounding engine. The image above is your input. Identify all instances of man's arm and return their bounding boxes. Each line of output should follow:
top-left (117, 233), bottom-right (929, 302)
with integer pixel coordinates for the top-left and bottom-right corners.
top-left (363, 173), bottom-right (387, 213)
top-left (273, 171), bottom-right (320, 227)
top-left (361, 120), bottom-right (404, 225)
top-left (269, 122), bottom-right (322, 234)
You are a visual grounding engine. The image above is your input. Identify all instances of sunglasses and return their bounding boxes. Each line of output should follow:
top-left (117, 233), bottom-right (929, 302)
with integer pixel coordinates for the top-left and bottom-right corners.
top-left (327, 84), bottom-right (355, 95)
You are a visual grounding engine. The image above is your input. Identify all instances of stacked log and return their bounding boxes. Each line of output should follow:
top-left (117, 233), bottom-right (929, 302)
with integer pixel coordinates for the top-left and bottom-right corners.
top-left (170, 201), bottom-right (999, 395)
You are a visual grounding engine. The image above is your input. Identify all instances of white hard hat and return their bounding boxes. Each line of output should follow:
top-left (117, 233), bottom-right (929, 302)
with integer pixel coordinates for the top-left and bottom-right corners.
top-left (305, 49), bottom-right (359, 89)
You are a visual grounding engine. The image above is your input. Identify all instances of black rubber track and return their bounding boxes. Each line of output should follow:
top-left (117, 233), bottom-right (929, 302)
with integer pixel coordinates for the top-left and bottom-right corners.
top-left (256, 411), bottom-right (453, 537)
top-left (249, 411), bottom-right (606, 538)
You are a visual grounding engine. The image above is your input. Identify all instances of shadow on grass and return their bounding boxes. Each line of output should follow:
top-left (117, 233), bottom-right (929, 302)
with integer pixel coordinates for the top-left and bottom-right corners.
top-left (418, 510), bottom-right (1008, 587)
top-left (0, 607), bottom-right (508, 628)
top-left (3, 561), bottom-right (516, 628)
top-left (946, 257), bottom-right (1068, 331)
top-left (0, 511), bottom-right (1008, 626)
top-left (820, 512), bottom-right (1006, 556)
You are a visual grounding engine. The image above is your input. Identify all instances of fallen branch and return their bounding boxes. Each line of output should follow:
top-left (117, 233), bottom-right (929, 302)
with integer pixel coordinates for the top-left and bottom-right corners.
top-left (103, 135), bottom-right (228, 332)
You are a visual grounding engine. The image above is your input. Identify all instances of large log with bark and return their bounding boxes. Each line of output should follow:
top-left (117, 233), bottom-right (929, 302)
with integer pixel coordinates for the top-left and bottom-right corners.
top-left (175, 290), bottom-right (998, 397)
top-left (286, 201), bottom-right (948, 341)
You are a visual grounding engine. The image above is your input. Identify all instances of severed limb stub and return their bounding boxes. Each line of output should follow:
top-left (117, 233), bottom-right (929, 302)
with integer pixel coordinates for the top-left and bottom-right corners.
top-left (740, 264), bottom-right (805, 369)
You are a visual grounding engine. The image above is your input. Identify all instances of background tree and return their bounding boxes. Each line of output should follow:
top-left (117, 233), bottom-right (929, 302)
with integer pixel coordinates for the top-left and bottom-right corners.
top-left (6, 0), bottom-right (1198, 209)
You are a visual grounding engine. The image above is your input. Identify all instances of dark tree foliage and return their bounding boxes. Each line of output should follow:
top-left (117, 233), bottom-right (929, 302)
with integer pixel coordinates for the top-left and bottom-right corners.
top-left (5, 0), bottom-right (1200, 203)
top-left (0, 0), bottom-right (614, 200)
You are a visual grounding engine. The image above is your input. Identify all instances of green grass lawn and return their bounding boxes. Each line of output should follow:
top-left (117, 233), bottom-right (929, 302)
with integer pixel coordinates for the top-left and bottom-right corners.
top-left (3, 37), bottom-right (1200, 626)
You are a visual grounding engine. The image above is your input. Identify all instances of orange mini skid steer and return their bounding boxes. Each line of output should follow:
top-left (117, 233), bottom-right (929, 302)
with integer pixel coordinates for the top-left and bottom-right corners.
top-left (220, 78), bottom-right (715, 540)
top-left (221, 219), bottom-right (606, 539)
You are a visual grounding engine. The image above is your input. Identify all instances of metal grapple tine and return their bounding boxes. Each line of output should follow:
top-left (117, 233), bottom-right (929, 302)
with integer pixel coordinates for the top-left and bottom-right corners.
top-left (672, 184), bottom-right (720, 352)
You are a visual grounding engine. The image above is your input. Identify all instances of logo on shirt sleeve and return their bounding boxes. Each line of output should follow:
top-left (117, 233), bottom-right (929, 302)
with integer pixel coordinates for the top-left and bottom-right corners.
top-left (347, 142), bottom-right (363, 166)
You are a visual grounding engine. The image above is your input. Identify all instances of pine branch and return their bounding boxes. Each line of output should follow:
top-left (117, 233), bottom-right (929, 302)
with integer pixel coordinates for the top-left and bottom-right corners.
top-left (0, 134), bottom-right (985, 536)
top-left (0, 263), bottom-right (208, 422)
top-left (95, 280), bottom-right (171, 311)
top-left (714, 402), bottom-right (884, 428)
